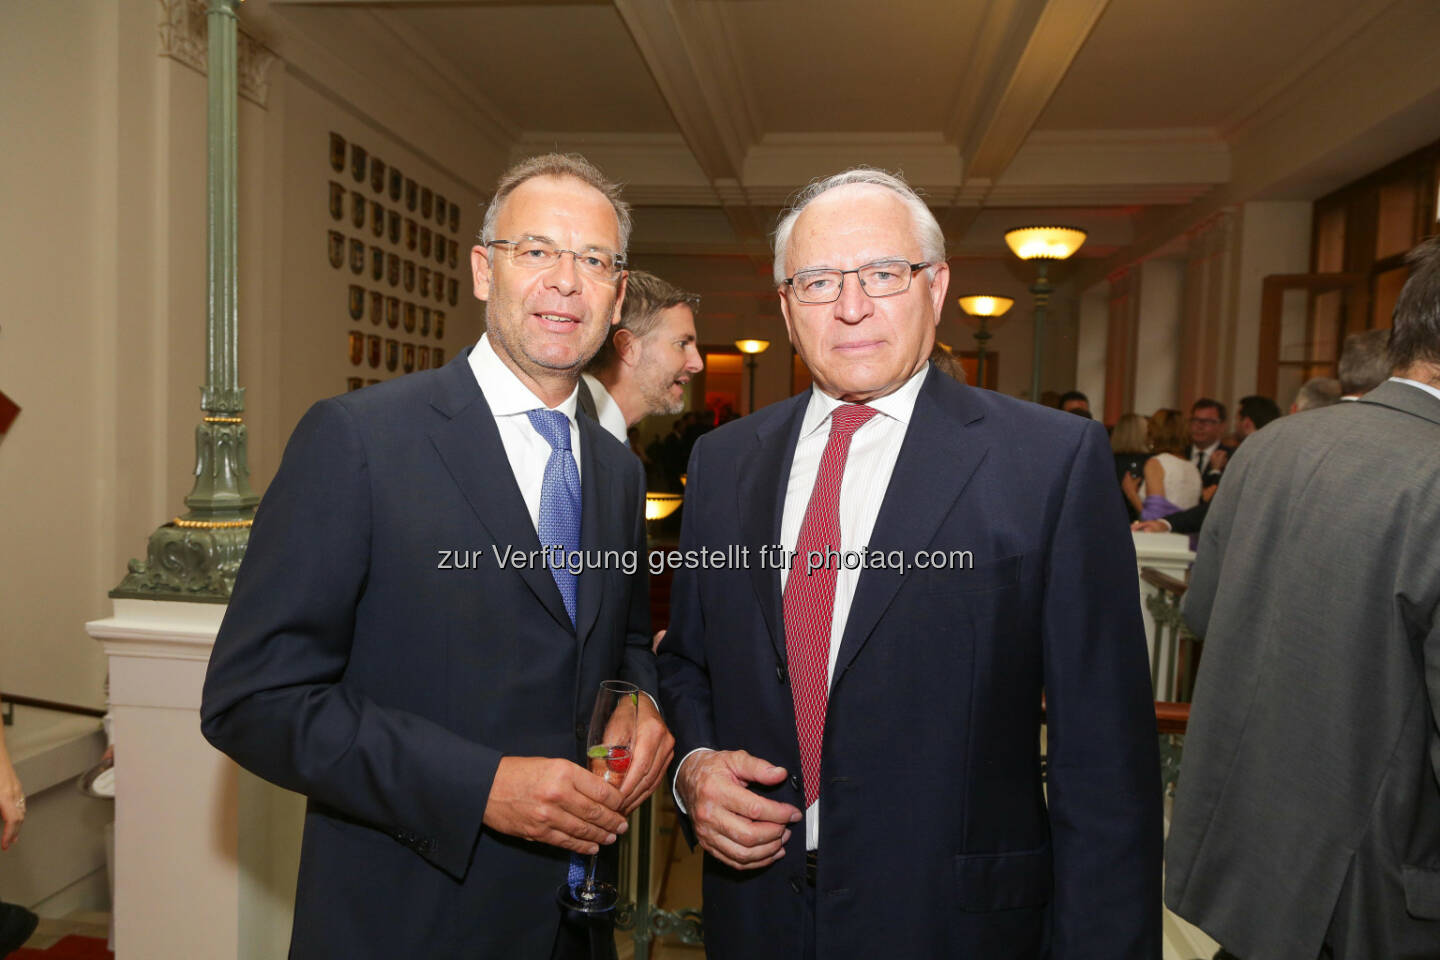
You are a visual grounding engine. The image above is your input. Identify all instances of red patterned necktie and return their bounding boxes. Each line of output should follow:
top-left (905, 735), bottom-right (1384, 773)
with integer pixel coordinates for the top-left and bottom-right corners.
top-left (783, 403), bottom-right (877, 807)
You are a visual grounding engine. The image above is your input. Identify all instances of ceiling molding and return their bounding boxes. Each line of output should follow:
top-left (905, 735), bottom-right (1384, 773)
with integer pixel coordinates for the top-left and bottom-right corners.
top-left (964, 0), bottom-right (1111, 181)
top-left (946, 0), bottom-right (1048, 147)
top-left (628, 239), bottom-right (771, 258)
top-left (985, 184), bottom-right (1216, 206)
top-left (1218, 0), bottom-right (1402, 142)
top-left (247, 5), bottom-right (509, 194)
top-left (995, 128), bottom-right (1229, 203)
top-left (512, 132), bottom-right (716, 204)
top-left (1066, 0), bottom-right (1440, 296)
top-left (612, 0), bottom-right (758, 181)
top-left (369, 9), bottom-right (518, 150)
top-left (742, 133), bottom-right (963, 200)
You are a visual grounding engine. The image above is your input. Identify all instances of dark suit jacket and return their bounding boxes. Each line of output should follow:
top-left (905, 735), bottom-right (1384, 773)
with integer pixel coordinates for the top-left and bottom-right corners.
top-left (1185, 444), bottom-right (1227, 489)
top-left (1161, 498), bottom-right (1209, 535)
top-left (658, 368), bottom-right (1162, 959)
top-left (1167, 382), bottom-right (1440, 958)
top-left (201, 350), bottom-right (655, 958)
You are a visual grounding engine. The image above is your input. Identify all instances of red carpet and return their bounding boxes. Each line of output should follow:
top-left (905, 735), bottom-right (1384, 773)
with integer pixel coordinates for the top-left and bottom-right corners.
top-left (10, 935), bottom-right (112, 959)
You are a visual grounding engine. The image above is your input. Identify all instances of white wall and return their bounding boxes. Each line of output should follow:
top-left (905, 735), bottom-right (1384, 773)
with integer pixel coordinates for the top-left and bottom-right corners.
top-left (1226, 201), bottom-right (1313, 402)
top-left (276, 69), bottom-right (486, 451)
top-left (1, 1), bottom-right (115, 705)
top-left (1075, 284), bottom-right (1109, 415)
top-left (0, 1), bottom-right (493, 707)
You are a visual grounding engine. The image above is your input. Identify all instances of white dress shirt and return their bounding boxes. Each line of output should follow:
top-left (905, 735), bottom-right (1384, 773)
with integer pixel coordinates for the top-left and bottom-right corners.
top-left (581, 372), bottom-right (629, 444)
top-left (675, 364), bottom-right (928, 851)
top-left (1191, 440), bottom-right (1219, 475)
top-left (467, 333), bottom-right (581, 531)
top-left (466, 335), bottom-right (665, 737)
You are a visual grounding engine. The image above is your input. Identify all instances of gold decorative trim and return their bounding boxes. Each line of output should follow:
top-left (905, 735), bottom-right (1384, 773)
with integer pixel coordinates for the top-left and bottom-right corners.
top-left (172, 517), bottom-right (254, 529)
top-left (204, 416), bottom-right (244, 424)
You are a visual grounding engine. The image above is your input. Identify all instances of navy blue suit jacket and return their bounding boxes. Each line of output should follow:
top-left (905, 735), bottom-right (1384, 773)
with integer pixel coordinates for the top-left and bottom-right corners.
top-left (658, 367), bottom-right (1161, 958)
top-left (201, 350), bottom-right (655, 958)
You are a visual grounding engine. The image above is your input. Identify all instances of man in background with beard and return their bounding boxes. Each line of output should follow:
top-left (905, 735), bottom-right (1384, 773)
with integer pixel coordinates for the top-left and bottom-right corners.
top-left (580, 270), bottom-right (704, 443)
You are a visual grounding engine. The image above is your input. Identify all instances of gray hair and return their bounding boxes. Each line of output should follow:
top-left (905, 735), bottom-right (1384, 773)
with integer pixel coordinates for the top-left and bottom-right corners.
top-left (1388, 235), bottom-right (1440, 371)
top-left (772, 168), bottom-right (945, 285)
top-left (1293, 377), bottom-right (1341, 412)
top-left (1337, 328), bottom-right (1391, 395)
top-left (478, 153), bottom-right (632, 256)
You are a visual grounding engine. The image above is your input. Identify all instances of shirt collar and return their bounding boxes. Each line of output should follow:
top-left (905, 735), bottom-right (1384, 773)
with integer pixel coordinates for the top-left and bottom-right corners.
top-left (1389, 376), bottom-right (1440, 404)
top-left (582, 372), bottom-right (629, 443)
top-left (799, 363), bottom-right (929, 440)
top-left (469, 332), bottom-right (580, 420)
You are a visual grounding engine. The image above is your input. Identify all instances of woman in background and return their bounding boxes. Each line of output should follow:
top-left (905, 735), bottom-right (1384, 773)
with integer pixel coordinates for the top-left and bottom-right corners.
top-left (1123, 408), bottom-right (1201, 521)
top-left (0, 696), bottom-right (38, 957)
top-left (1111, 413), bottom-right (1149, 522)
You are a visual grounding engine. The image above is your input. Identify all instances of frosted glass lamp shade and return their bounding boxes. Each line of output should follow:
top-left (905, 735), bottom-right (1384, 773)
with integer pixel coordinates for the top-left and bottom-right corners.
top-left (1003, 226), bottom-right (1088, 261)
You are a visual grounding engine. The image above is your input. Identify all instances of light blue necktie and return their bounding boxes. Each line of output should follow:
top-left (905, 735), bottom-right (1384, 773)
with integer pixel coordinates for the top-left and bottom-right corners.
top-left (525, 408), bottom-right (588, 893)
top-left (526, 408), bottom-right (581, 627)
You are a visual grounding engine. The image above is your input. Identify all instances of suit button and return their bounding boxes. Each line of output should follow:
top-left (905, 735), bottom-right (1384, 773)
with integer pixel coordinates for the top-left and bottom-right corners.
top-left (775, 663), bottom-right (787, 683)
top-left (575, 721), bottom-right (586, 742)
top-left (789, 876), bottom-right (802, 894)
top-left (789, 774), bottom-right (801, 792)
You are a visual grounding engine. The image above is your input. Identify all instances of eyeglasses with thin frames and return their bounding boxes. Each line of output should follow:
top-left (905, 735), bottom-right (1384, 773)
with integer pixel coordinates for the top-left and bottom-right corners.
top-left (784, 258), bottom-right (931, 304)
top-left (486, 237), bottom-right (626, 282)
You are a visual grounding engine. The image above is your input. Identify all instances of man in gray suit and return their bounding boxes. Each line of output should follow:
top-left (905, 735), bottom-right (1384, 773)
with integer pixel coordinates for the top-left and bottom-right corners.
top-left (1165, 237), bottom-right (1440, 958)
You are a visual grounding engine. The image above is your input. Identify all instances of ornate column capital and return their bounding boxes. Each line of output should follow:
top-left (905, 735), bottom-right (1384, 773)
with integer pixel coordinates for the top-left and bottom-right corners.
top-left (158, 0), bottom-right (276, 108)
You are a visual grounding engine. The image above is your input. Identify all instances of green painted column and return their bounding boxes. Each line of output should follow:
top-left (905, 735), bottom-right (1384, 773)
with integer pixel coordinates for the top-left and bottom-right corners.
top-left (113, 0), bottom-right (258, 602)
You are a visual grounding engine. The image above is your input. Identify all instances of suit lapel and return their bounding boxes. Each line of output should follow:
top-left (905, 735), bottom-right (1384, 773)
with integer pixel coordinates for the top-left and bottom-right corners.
top-left (832, 371), bottom-right (990, 680)
top-left (574, 414), bottom-right (612, 651)
top-left (427, 353), bottom-right (573, 632)
top-left (740, 395), bottom-right (809, 665)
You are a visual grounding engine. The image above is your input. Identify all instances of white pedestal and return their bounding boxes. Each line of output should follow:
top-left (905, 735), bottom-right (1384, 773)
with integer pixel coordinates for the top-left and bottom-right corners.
top-left (1131, 532), bottom-right (1195, 697)
top-left (87, 600), bottom-right (304, 960)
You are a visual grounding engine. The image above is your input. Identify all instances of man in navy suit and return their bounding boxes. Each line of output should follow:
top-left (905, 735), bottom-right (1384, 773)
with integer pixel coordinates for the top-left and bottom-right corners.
top-left (658, 169), bottom-right (1161, 958)
top-left (202, 154), bottom-right (673, 959)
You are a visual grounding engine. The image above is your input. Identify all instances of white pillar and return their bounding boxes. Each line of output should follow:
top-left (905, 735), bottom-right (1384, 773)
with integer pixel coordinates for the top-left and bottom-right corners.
top-left (1132, 260), bottom-right (1185, 414)
top-left (87, 600), bottom-right (303, 960)
top-left (1075, 283), bottom-right (1110, 416)
top-left (1226, 202), bottom-right (1313, 401)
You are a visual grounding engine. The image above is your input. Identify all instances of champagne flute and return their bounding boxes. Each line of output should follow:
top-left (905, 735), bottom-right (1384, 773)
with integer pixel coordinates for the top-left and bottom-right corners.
top-left (556, 679), bottom-right (638, 912)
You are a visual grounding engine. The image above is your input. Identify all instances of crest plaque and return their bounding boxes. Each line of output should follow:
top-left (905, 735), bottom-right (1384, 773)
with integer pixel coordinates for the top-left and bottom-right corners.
top-left (329, 132), bottom-right (345, 172)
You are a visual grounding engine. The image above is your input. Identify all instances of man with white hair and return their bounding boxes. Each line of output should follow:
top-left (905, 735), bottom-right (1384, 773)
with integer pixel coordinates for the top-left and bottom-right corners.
top-left (658, 168), bottom-right (1161, 959)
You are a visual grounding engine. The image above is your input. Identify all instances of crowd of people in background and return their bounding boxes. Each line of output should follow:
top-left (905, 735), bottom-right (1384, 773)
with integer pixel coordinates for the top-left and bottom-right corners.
top-left (639, 407), bottom-right (739, 492)
top-left (1043, 321), bottom-right (1403, 541)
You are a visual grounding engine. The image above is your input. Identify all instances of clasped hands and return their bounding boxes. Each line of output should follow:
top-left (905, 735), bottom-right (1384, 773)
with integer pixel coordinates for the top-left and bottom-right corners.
top-left (482, 694), bottom-right (674, 855)
top-left (675, 749), bottom-right (802, 871)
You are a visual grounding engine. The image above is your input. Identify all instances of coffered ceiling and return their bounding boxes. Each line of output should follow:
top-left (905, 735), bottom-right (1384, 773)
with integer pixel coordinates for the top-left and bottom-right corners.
top-left (258, 0), bottom-right (1440, 278)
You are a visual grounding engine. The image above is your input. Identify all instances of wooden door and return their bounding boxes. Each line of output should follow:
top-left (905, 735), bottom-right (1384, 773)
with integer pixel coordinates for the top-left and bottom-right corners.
top-left (1257, 273), bottom-right (1368, 404)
